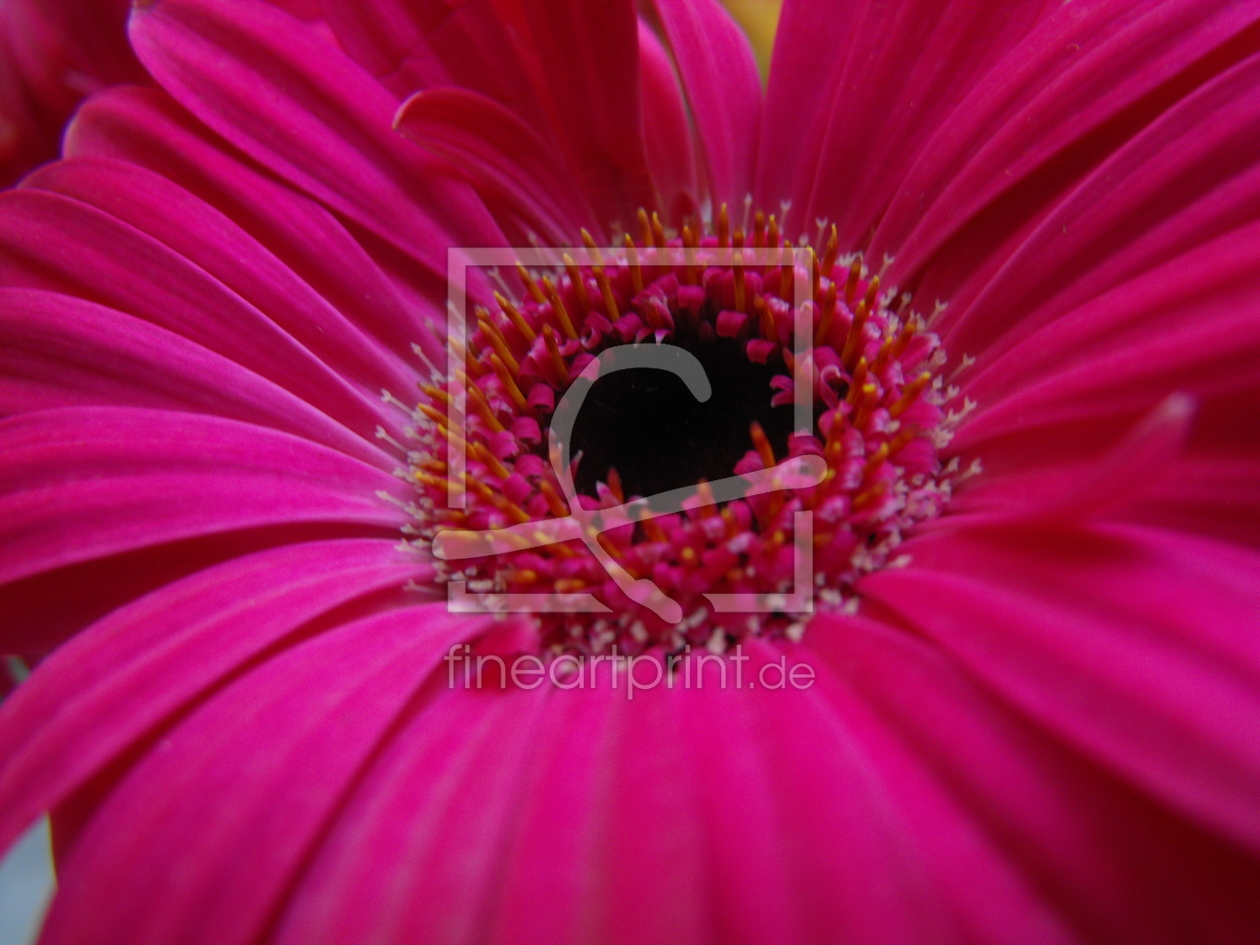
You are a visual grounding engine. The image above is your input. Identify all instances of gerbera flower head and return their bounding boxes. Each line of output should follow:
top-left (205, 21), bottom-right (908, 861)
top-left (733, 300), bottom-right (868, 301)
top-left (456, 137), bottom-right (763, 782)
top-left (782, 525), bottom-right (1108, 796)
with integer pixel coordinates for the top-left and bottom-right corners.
top-left (1, 0), bottom-right (1259, 943)
top-left (414, 217), bottom-right (958, 653)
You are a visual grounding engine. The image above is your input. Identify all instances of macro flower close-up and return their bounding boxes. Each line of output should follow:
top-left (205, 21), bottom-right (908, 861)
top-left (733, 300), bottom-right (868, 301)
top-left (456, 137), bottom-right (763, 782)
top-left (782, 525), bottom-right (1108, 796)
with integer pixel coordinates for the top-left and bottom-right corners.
top-left (1, 0), bottom-right (1259, 942)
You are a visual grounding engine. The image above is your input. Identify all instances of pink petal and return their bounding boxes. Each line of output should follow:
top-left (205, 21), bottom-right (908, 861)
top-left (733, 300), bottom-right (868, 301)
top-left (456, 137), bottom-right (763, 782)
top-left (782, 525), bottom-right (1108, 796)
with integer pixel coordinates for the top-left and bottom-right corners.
top-left (936, 43), bottom-right (1260, 359)
top-left (653, 0), bottom-right (761, 208)
top-left (273, 682), bottom-right (556, 945)
top-left (25, 157), bottom-right (421, 408)
top-left (885, 0), bottom-right (1260, 311)
top-left (805, 611), bottom-right (1260, 943)
top-left (637, 20), bottom-right (698, 220)
top-left (0, 0), bottom-right (141, 184)
top-left (941, 210), bottom-right (1260, 539)
top-left (478, 0), bottom-right (654, 231)
top-left (129, 0), bottom-right (504, 283)
top-left (757, 0), bottom-right (1053, 243)
top-left (860, 521), bottom-right (1260, 854)
top-left (0, 407), bottom-right (405, 586)
top-left (0, 538), bottom-right (423, 858)
top-left (0, 287), bottom-right (392, 470)
top-left (394, 87), bottom-right (594, 242)
top-left (65, 86), bottom-right (449, 371)
top-left (37, 604), bottom-right (484, 945)
top-left (0, 189), bottom-right (404, 439)
top-left (315, 0), bottom-right (552, 126)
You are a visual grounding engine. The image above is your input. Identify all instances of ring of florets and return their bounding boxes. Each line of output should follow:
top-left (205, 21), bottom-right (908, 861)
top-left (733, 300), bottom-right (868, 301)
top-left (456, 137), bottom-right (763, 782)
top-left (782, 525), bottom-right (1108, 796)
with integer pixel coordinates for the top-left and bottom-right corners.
top-left (402, 206), bottom-right (970, 657)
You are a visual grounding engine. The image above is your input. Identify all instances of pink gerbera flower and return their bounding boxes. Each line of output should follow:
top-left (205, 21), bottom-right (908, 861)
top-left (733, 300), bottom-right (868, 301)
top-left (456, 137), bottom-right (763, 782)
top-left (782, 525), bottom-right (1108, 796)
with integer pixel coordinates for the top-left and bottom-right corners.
top-left (2, 0), bottom-right (1260, 942)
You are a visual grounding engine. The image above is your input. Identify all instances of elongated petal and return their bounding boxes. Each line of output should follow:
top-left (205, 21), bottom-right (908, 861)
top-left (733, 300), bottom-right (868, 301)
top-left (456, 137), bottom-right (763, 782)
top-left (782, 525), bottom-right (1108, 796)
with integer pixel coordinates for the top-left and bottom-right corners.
top-left (273, 682), bottom-right (554, 945)
top-left (37, 604), bottom-right (484, 945)
top-left (653, 0), bottom-right (761, 207)
top-left (0, 539), bottom-right (423, 857)
top-left (0, 408), bottom-right (405, 586)
top-left (25, 157), bottom-right (421, 405)
top-left (65, 86), bottom-right (449, 370)
top-left (129, 0), bottom-right (504, 282)
top-left (861, 522), bottom-right (1260, 854)
top-left (0, 288), bottom-right (390, 469)
top-left (508, 0), bottom-right (656, 231)
top-left (0, 189), bottom-right (409, 438)
top-left (936, 44), bottom-right (1260, 358)
top-left (757, 0), bottom-right (1052, 242)
top-left (805, 613), bottom-right (1260, 943)
top-left (315, 0), bottom-right (552, 126)
top-left (395, 88), bottom-right (594, 243)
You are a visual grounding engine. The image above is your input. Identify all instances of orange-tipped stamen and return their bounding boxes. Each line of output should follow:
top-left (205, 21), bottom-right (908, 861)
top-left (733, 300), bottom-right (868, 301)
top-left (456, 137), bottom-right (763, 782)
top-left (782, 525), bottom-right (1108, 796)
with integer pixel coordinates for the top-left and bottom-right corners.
top-left (563, 253), bottom-right (590, 316)
top-left (489, 353), bottom-right (529, 412)
top-left (889, 372), bottom-right (931, 418)
top-left (844, 257), bottom-right (862, 307)
top-left (542, 276), bottom-right (578, 340)
top-left (495, 291), bottom-right (536, 342)
top-left (750, 421), bottom-right (777, 469)
top-left (624, 234), bottom-right (644, 294)
top-left (580, 229), bottom-right (603, 267)
top-left (815, 281), bottom-right (837, 347)
top-left (651, 212), bottom-right (666, 250)
top-left (606, 467), bottom-right (625, 504)
top-left (477, 311), bottom-right (519, 375)
top-left (594, 265), bottom-right (619, 321)
top-left (539, 479), bottom-right (571, 518)
top-left (820, 224), bottom-right (839, 281)
top-left (638, 208), bottom-right (654, 248)
top-left (516, 262), bottom-right (547, 305)
top-left (842, 299), bottom-right (870, 367)
top-left (542, 323), bottom-right (569, 380)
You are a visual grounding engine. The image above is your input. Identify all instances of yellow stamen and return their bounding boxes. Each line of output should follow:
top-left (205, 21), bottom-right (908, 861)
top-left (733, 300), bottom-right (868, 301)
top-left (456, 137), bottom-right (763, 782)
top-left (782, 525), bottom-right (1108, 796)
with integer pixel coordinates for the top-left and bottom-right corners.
top-left (842, 299), bottom-right (870, 367)
top-left (489, 353), bottom-right (529, 413)
top-left (477, 311), bottom-right (519, 375)
top-left (495, 291), bottom-right (536, 342)
top-left (820, 224), bottom-right (839, 281)
top-left (542, 276), bottom-right (578, 340)
top-left (516, 262), bottom-right (546, 305)
top-left (563, 253), bottom-right (590, 316)
top-left (638, 208), bottom-right (654, 248)
top-left (890, 373), bottom-right (931, 418)
top-left (421, 383), bottom-right (451, 405)
top-left (682, 224), bottom-right (698, 285)
top-left (651, 212), bottom-right (667, 250)
top-left (846, 356), bottom-right (869, 405)
top-left (814, 281), bottom-right (837, 347)
top-left (844, 257), bottom-right (862, 307)
top-left (459, 370), bottom-right (507, 432)
top-left (580, 229), bottom-right (603, 267)
top-left (539, 479), bottom-right (571, 518)
top-left (542, 323), bottom-right (569, 380)
top-left (470, 441), bottom-right (510, 479)
top-left (594, 265), bottom-right (620, 321)
top-left (750, 421), bottom-right (777, 469)
top-left (624, 234), bottom-right (644, 294)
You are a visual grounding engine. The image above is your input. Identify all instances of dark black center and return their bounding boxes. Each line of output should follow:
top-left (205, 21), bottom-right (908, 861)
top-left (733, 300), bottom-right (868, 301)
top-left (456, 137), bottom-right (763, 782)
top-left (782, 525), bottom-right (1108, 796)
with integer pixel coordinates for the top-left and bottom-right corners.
top-left (567, 334), bottom-right (795, 501)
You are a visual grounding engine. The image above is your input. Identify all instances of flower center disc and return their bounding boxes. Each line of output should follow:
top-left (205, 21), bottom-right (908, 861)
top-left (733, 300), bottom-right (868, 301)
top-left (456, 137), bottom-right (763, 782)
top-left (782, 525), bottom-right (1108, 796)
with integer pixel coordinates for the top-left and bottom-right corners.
top-left (409, 208), bottom-right (961, 656)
